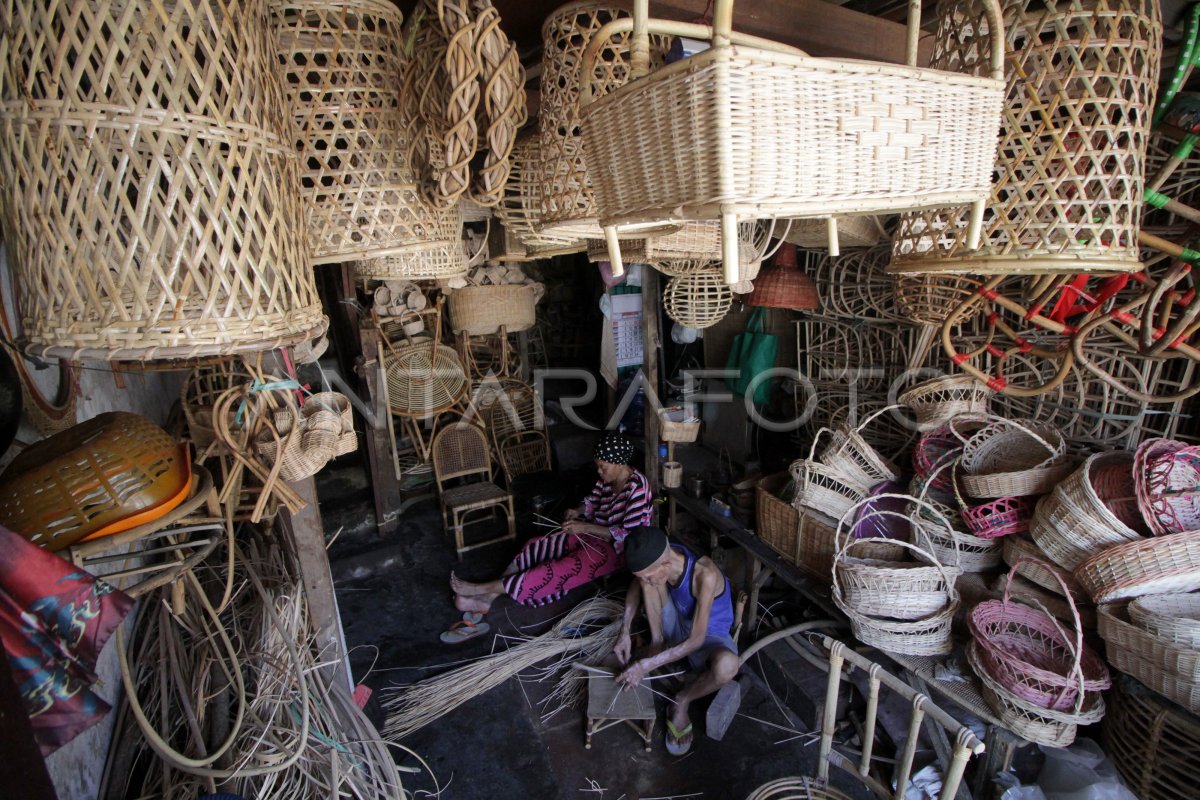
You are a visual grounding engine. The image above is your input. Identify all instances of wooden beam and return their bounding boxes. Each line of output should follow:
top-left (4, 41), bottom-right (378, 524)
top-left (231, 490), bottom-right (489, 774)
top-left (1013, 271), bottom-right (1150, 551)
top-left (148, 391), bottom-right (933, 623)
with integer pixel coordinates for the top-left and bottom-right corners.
top-left (641, 267), bottom-right (662, 496)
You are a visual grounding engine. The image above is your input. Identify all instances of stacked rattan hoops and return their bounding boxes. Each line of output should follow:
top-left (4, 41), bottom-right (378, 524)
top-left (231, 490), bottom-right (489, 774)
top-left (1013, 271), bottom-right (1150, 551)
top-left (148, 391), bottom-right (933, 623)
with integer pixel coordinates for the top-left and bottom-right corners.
top-left (890, 0), bottom-right (1161, 276)
top-left (580, 0), bottom-right (1006, 284)
top-left (401, 0), bottom-right (525, 209)
top-left (272, 0), bottom-right (464, 277)
top-left (0, 0), bottom-right (325, 360)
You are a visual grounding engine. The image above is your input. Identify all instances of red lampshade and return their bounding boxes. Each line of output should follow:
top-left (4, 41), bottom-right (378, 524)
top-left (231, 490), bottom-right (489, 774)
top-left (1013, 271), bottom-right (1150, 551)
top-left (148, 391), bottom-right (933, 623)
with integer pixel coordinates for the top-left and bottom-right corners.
top-left (747, 243), bottom-right (820, 310)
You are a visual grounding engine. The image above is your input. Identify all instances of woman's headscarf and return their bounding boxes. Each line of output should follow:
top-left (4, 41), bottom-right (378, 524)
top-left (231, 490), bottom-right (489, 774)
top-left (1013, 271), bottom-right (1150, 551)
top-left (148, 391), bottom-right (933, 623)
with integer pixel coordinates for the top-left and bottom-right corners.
top-left (593, 432), bottom-right (634, 466)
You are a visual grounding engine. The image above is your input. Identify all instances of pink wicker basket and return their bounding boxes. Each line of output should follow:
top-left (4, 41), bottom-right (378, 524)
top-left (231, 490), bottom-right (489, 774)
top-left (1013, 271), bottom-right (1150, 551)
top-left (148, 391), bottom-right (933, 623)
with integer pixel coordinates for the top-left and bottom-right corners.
top-left (969, 558), bottom-right (1110, 711)
top-left (961, 494), bottom-right (1035, 539)
top-left (1135, 438), bottom-right (1200, 536)
top-left (913, 418), bottom-right (986, 494)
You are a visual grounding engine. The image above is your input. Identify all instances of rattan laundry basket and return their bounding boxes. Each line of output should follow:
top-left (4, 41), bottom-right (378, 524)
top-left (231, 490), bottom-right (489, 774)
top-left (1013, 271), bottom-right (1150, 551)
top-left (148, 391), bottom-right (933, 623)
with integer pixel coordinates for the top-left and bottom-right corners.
top-left (271, 0), bottom-right (463, 266)
top-left (0, 0), bottom-right (325, 360)
top-left (580, 0), bottom-right (1006, 284)
top-left (889, 0), bottom-right (1160, 276)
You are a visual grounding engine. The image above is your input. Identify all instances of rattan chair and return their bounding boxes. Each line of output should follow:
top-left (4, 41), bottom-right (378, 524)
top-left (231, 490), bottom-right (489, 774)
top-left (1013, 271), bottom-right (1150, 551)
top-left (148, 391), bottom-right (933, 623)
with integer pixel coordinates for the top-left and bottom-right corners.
top-left (497, 429), bottom-right (553, 485)
top-left (745, 636), bottom-right (985, 800)
top-left (484, 381), bottom-right (542, 454)
top-left (431, 422), bottom-right (516, 559)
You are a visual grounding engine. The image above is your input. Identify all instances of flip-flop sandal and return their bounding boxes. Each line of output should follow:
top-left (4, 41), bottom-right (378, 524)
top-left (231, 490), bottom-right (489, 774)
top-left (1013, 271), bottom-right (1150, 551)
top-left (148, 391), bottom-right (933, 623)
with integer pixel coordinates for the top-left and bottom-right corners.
top-left (664, 718), bottom-right (693, 756)
top-left (461, 611), bottom-right (484, 624)
top-left (439, 618), bottom-right (491, 644)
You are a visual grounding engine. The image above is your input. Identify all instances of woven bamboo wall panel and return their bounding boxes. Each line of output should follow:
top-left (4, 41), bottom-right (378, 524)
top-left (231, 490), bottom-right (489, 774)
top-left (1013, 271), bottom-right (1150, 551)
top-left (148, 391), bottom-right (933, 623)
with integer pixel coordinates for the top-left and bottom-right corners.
top-left (0, 0), bottom-right (324, 360)
top-left (890, 0), bottom-right (1162, 275)
top-left (272, 0), bottom-right (462, 266)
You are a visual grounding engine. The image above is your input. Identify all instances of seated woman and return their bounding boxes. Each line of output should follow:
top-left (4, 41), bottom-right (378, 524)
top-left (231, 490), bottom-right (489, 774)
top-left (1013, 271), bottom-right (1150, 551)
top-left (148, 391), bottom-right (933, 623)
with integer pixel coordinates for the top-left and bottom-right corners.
top-left (451, 432), bottom-right (652, 614)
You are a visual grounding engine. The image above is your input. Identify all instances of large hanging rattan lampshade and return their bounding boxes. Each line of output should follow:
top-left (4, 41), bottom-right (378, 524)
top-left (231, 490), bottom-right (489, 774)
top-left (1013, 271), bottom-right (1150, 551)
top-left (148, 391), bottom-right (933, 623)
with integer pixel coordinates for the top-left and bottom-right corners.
top-left (748, 245), bottom-right (819, 310)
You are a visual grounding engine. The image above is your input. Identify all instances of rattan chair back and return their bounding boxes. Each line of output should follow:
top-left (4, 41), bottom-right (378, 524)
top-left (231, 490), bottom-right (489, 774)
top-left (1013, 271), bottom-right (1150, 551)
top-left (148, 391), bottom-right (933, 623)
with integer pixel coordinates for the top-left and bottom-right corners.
top-left (484, 381), bottom-right (542, 451)
top-left (432, 422), bottom-right (494, 485)
top-left (497, 430), bottom-right (553, 484)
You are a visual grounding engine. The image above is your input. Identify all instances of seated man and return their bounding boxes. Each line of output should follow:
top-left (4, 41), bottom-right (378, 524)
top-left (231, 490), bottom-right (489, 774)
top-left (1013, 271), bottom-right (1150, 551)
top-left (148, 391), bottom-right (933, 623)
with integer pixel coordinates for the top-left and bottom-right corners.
top-left (613, 526), bottom-right (739, 756)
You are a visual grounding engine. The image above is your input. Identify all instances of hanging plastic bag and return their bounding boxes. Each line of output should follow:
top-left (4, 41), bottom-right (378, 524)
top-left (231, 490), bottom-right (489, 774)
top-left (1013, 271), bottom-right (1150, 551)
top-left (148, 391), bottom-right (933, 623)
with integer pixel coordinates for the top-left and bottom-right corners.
top-left (725, 307), bottom-right (778, 405)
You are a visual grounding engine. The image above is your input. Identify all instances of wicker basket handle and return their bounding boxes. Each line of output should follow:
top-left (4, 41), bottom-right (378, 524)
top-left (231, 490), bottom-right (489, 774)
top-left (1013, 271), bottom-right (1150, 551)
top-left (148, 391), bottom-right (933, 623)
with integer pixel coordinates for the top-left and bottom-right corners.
top-left (831, 532), bottom-right (960, 605)
top-left (835, 492), bottom-right (960, 569)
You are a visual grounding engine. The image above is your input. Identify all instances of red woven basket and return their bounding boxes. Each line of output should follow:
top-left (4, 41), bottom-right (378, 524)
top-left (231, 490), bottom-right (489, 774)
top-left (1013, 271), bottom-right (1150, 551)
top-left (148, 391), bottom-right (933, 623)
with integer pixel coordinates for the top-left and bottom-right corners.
top-left (1135, 438), bottom-right (1200, 536)
top-left (968, 557), bottom-right (1110, 711)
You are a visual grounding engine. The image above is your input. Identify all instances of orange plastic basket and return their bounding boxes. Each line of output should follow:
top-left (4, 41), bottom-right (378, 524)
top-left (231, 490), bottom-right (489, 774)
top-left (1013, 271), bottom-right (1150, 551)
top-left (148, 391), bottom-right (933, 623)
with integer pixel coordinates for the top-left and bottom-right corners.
top-left (0, 412), bottom-right (192, 550)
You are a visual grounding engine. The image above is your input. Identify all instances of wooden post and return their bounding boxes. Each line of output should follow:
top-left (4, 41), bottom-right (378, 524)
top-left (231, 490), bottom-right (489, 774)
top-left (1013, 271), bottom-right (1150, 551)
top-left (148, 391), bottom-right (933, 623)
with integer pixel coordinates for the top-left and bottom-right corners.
top-left (280, 476), bottom-right (353, 694)
top-left (356, 324), bottom-right (404, 535)
top-left (642, 267), bottom-right (662, 495)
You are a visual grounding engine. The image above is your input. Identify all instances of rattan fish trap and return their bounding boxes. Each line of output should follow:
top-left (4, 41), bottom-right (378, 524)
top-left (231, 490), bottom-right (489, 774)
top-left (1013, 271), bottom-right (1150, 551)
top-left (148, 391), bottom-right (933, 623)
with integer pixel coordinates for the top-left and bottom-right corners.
top-left (889, 0), bottom-right (1161, 276)
top-left (580, 0), bottom-right (1006, 284)
top-left (663, 271), bottom-right (733, 329)
top-left (272, 0), bottom-right (463, 265)
top-left (0, 0), bottom-right (325, 360)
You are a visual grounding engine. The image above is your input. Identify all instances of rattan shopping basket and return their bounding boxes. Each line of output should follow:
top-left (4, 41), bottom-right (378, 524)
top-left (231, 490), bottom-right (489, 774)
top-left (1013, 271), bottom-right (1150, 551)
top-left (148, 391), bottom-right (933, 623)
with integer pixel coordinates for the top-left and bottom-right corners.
top-left (0, 0), bottom-right (326, 360)
top-left (579, 0), bottom-right (1006, 284)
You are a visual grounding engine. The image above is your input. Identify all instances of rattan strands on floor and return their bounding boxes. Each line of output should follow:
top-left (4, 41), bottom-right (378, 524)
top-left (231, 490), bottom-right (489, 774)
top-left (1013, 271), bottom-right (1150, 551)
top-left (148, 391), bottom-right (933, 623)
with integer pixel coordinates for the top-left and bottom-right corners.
top-left (0, 0), bottom-right (326, 361)
top-left (271, 0), bottom-right (463, 265)
top-left (889, 0), bottom-right (1161, 276)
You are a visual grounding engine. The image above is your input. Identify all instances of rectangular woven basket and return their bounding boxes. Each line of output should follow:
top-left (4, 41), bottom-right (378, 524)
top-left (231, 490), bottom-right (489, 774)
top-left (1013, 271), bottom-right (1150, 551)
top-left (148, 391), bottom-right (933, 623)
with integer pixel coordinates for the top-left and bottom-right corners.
top-left (756, 472), bottom-right (799, 563)
top-left (446, 284), bottom-right (537, 336)
top-left (578, 0), bottom-right (1006, 283)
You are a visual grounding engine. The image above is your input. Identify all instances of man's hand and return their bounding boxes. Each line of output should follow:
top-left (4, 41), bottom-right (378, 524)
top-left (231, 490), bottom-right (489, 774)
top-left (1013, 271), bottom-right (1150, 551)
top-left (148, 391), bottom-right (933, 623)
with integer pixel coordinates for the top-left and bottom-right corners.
top-left (613, 631), bottom-right (632, 666)
top-left (615, 659), bottom-right (649, 690)
top-left (564, 507), bottom-right (582, 522)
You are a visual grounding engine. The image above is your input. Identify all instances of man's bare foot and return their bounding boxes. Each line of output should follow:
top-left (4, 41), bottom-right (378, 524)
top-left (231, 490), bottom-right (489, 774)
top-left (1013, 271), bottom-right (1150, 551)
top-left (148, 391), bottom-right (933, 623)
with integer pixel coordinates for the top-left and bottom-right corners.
top-left (450, 572), bottom-right (492, 597)
top-left (455, 593), bottom-right (497, 614)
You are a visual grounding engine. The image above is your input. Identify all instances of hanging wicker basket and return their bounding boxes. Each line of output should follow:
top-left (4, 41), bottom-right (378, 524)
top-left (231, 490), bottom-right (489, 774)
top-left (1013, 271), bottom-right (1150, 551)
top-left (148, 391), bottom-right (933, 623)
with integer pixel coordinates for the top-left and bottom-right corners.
top-left (271, 0), bottom-right (463, 265)
top-left (579, 0), bottom-right (1006, 284)
top-left (446, 284), bottom-right (539, 335)
top-left (663, 272), bottom-right (733, 329)
top-left (586, 221), bottom-right (722, 264)
top-left (0, 0), bottom-right (326, 360)
top-left (889, 0), bottom-right (1160, 276)
top-left (494, 133), bottom-right (586, 256)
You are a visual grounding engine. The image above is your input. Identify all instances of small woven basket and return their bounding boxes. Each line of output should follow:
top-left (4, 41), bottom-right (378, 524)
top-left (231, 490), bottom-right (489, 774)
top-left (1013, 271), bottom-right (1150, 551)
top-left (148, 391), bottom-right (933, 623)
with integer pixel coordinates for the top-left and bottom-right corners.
top-left (913, 419), bottom-right (985, 494)
top-left (1075, 529), bottom-right (1200, 604)
top-left (1135, 438), bottom-right (1200, 536)
top-left (1103, 673), bottom-right (1200, 800)
top-left (899, 376), bottom-right (992, 432)
top-left (446, 284), bottom-right (539, 335)
top-left (969, 558), bottom-right (1110, 712)
top-left (757, 472), bottom-right (800, 563)
top-left (658, 408), bottom-right (700, 443)
top-left (494, 132), bottom-right (586, 255)
top-left (895, 273), bottom-right (982, 326)
top-left (663, 272), bottom-right (733, 329)
top-left (1002, 535), bottom-right (1088, 602)
top-left (959, 418), bottom-right (1071, 499)
top-left (1129, 594), bottom-right (1200, 650)
top-left (0, 0), bottom-right (326, 360)
top-left (814, 406), bottom-right (902, 489)
top-left (790, 459), bottom-right (870, 522)
top-left (1029, 451), bottom-right (1147, 571)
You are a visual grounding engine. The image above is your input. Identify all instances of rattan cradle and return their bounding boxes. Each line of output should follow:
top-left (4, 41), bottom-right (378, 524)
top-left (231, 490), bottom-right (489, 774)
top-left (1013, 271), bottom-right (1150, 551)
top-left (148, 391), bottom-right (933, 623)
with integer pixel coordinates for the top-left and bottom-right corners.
top-left (580, 0), bottom-right (1006, 284)
top-left (272, 0), bottom-right (463, 266)
top-left (0, 0), bottom-right (325, 360)
top-left (889, 0), bottom-right (1160, 276)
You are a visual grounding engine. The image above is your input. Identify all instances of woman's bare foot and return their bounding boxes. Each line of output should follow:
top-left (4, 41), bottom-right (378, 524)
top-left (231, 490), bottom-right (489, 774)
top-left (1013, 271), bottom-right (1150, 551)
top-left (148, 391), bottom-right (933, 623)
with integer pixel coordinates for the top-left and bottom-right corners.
top-left (450, 572), bottom-right (498, 597)
top-left (455, 593), bottom-right (498, 614)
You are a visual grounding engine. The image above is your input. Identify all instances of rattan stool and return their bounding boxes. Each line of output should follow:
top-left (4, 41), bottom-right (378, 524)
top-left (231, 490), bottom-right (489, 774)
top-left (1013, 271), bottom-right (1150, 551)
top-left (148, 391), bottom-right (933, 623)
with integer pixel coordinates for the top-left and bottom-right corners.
top-left (584, 675), bottom-right (656, 752)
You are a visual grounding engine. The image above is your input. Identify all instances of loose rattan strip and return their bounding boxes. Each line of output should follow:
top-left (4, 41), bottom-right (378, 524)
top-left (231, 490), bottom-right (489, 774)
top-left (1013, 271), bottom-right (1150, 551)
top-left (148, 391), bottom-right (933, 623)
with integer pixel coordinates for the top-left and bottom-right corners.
top-left (1129, 594), bottom-right (1200, 649)
top-left (889, 0), bottom-right (1161, 276)
top-left (663, 272), bottom-right (733, 329)
top-left (1103, 673), bottom-right (1200, 800)
top-left (0, 0), bottom-right (326, 360)
top-left (1075, 530), bottom-right (1200, 604)
top-left (1029, 451), bottom-right (1146, 572)
top-left (272, 0), bottom-right (462, 264)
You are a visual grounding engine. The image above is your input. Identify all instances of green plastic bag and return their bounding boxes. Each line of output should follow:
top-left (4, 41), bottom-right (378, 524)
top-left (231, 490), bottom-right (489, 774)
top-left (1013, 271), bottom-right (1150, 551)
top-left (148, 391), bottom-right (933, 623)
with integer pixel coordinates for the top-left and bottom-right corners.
top-left (725, 307), bottom-right (778, 405)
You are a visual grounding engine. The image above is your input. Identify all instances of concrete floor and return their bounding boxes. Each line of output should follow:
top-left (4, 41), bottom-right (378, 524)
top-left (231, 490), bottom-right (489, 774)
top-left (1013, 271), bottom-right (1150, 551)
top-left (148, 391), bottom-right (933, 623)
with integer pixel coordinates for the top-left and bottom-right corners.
top-left (318, 456), bottom-right (875, 800)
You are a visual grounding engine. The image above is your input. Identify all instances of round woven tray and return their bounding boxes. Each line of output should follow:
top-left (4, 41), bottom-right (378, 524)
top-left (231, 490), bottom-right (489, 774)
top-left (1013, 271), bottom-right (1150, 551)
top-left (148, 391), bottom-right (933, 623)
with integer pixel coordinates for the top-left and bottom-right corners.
top-left (383, 341), bottom-right (467, 418)
top-left (1129, 594), bottom-right (1200, 649)
top-left (1075, 529), bottom-right (1200, 604)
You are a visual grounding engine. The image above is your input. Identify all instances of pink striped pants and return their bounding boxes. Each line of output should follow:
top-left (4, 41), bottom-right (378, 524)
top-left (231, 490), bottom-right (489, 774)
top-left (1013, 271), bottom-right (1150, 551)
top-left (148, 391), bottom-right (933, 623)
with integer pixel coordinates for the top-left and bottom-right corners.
top-left (502, 532), bottom-right (622, 607)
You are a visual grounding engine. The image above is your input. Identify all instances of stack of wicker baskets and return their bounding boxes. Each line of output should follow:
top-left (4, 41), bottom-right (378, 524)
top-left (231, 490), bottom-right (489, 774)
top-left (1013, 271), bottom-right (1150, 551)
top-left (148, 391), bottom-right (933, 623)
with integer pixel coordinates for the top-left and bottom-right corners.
top-left (1104, 673), bottom-right (1200, 800)
top-left (1098, 596), bottom-right (1200, 715)
top-left (790, 409), bottom-right (901, 522)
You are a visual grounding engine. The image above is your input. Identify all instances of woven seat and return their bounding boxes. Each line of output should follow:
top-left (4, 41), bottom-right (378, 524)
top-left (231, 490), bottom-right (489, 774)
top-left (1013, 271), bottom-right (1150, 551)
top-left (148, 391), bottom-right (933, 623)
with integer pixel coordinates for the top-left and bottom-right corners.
top-left (432, 422), bottom-right (515, 558)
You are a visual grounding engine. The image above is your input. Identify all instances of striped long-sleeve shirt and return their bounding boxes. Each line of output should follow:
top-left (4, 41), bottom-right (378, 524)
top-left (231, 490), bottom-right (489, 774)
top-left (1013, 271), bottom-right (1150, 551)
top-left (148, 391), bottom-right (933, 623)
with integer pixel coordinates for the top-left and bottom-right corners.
top-left (581, 469), bottom-right (653, 553)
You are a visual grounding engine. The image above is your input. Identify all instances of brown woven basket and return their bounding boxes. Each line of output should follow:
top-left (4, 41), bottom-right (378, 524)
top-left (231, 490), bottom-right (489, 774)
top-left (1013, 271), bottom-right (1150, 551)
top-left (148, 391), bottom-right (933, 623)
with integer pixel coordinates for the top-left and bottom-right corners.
top-left (1129, 594), bottom-right (1200, 650)
top-left (447, 284), bottom-right (539, 335)
top-left (0, 0), bottom-right (326, 360)
top-left (757, 472), bottom-right (800, 563)
top-left (1075, 530), bottom-right (1200, 604)
top-left (1103, 673), bottom-right (1200, 800)
top-left (271, 0), bottom-right (462, 265)
top-left (889, 0), bottom-right (1160, 276)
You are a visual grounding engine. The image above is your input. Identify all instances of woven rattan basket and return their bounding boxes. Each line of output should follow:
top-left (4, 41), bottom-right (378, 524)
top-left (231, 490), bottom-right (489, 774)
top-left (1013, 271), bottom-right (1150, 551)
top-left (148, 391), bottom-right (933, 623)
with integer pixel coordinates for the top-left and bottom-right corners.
top-left (959, 418), bottom-right (1071, 499)
top-left (1029, 451), bottom-right (1147, 571)
top-left (898, 376), bottom-right (991, 431)
top-left (0, 0), bottom-right (326, 360)
top-left (1099, 604), bottom-right (1200, 714)
top-left (757, 472), bottom-right (800, 563)
top-left (586, 221), bottom-right (722, 264)
top-left (663, 272), bottom-right (733, 329)
top-left (895, 273), bottom-right (982, 326)
top-left (272, 0), bottom-right (463, 265)
top-left (1075, 530), bottom-right (1200, 604)
top-left (813, 406), bottom-right (902, 489)
top-left (1103, 673), bottom-right (1200, 800)
top-left (1002, 535), bottom-right (1088, 601)
top-left (889, 0), bottom-right (1160, 276)
top-left (1135, 438), bottom-right (1200, 537)
top-left (579, 0), bottom-right (1006, 284)
top-left (447, 284), bottom-right (538, 335)
top-left (493, 133), bottom-right (585, 257)
top-left (1129, 594), bottom-right (1200, 649)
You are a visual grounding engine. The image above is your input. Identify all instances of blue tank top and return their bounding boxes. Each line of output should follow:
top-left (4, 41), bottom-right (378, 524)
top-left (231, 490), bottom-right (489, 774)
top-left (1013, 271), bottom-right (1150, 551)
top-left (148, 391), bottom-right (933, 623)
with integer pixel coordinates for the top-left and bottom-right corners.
top-left (667, 544), bottom-right (734, 639)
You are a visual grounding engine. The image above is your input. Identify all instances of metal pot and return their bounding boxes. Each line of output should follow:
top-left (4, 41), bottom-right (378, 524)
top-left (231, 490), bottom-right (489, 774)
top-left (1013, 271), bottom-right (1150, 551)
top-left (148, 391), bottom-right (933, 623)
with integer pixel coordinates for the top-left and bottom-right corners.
top-left (686, 475), bottom-right (707, 499)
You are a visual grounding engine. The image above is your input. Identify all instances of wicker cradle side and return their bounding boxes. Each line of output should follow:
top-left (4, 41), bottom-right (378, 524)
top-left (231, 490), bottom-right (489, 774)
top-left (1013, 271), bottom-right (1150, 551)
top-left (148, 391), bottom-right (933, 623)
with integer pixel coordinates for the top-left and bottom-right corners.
top-left (0, 0), bottom-right (326, 360)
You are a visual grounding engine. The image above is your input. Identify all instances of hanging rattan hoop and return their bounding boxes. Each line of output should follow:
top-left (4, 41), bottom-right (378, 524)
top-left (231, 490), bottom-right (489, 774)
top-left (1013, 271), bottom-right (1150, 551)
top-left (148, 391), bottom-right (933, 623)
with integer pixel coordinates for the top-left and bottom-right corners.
top-left (663, 272), bottom-right (733, 329)
top-left (0, 0), bottom-right (326, 360)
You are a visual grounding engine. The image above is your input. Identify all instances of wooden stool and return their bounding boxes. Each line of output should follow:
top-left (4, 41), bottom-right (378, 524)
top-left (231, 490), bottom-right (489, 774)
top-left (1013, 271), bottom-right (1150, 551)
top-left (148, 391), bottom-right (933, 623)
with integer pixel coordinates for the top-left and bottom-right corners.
top-left (584, 675), bottom-right (656, 752)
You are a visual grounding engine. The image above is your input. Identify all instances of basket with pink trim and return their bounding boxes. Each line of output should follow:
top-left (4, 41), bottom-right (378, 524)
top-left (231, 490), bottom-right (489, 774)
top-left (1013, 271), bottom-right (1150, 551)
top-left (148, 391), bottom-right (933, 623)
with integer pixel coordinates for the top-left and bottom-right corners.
top-left (1135, 438), bottom-right (1200, 536)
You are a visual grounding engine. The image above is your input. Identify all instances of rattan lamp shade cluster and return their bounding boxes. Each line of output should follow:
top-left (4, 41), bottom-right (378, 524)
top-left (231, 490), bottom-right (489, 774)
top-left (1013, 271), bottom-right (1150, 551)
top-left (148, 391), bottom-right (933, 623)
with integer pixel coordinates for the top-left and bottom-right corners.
top-left (889, 0), bottom-right (1162, 276)
top-left (748, 244), bottom-right (819, 310)
top-left (0, 0), bottom-right (325, 361)
top-left (271, 0), bottom-right (463, 270)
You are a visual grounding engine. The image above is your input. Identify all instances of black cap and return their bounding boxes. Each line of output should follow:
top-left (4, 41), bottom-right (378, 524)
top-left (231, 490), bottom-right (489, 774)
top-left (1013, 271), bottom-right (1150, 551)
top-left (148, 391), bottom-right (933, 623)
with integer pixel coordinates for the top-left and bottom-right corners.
top-left (625, 526), bottom-right (670, 573)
